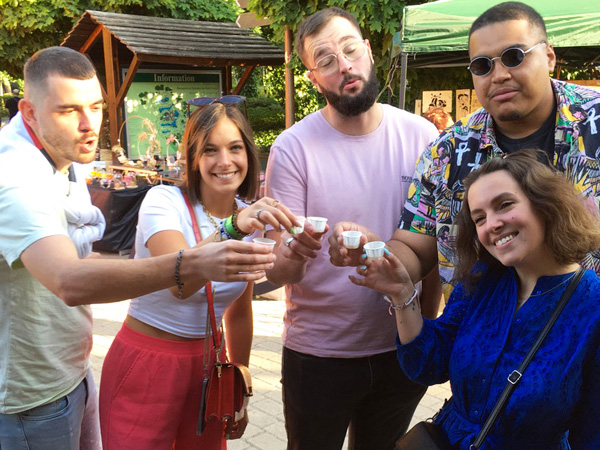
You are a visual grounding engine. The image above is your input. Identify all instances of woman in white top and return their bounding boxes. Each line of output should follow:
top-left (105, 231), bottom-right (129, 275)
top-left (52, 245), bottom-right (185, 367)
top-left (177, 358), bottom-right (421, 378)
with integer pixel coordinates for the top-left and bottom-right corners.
top-left (99, 102), bottom-right (298, 450)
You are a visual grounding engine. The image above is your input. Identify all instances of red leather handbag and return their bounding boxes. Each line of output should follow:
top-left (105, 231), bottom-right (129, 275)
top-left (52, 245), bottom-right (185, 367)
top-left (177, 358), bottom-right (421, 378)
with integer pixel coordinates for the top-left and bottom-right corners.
top-left (197, 281), bottom-right (253, 438)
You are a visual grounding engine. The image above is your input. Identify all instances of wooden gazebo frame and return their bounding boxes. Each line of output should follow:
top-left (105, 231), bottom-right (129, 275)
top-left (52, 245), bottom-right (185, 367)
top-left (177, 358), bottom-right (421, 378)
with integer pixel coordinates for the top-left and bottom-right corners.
top-left (61, 10), bottom-right (286, 154)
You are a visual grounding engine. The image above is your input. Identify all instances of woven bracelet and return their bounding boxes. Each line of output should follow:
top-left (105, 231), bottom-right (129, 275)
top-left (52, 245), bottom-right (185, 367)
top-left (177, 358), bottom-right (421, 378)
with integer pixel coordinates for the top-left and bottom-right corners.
top-left (231, 207), bottom-right (250, 237)
top-left (174, 249), bottom-right (185, 299)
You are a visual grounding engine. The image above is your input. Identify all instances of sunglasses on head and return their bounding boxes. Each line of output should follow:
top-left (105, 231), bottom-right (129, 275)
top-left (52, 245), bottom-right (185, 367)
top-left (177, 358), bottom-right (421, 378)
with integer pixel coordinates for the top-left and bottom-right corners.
top-left (186, 95), bottom-right (246, 107)
top-left (467, 41), bottom-right (546, 77)
top-left (186, 95), bottom-right (247, 117)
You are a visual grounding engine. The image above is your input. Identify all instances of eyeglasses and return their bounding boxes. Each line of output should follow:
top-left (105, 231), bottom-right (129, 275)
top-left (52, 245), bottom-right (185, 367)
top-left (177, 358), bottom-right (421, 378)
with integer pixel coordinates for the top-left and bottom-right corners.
top-left (309, 40), bottom-right (368, 76)
top-left (467, 41), bottom-right (546, 77)
top-left (186, 95), bottom-right (247, 116)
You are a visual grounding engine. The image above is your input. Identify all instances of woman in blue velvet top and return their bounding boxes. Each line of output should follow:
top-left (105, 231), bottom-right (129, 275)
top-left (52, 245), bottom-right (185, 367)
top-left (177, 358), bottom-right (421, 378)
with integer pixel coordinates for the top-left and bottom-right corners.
top-left (352, 150), bottom-right (600, 449)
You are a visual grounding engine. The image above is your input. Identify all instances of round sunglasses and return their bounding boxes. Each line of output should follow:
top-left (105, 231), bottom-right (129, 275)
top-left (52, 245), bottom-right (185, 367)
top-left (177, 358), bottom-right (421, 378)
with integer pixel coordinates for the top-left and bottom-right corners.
top-left (467, 41), bottom-right (546, 77)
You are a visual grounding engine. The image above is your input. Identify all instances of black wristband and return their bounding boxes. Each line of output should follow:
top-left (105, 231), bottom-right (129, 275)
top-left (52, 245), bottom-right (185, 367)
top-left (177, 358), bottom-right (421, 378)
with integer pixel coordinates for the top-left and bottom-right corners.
top-left (175, 249), bottom-right (185, 299)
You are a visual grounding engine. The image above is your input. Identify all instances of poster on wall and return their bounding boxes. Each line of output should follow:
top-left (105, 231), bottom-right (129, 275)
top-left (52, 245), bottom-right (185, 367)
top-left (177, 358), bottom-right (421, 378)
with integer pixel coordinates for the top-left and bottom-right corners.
top-left (455, 89), bottom-right (471, 120)
top-left (122, 69), bottom-right (222, 160)
top-left (470, 89), bottom-right (482, 112)
top-left (422, 90), bottom-right (453, 114)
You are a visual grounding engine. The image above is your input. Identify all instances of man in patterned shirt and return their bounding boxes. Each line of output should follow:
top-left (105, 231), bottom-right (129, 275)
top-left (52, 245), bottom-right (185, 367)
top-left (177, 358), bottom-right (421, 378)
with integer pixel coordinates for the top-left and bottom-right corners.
top-left (330, 1), bottom-right (600, 298)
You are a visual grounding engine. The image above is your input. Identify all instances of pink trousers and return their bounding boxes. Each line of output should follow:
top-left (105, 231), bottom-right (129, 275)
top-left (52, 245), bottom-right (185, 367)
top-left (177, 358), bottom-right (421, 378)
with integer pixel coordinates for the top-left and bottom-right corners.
top-left (99, 324), bottom-right (226, 450)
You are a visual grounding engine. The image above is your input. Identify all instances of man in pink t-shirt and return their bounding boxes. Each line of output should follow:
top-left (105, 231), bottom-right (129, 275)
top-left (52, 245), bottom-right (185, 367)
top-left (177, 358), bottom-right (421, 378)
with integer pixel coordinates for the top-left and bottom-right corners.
top-left (264, 8), bottom-right (439, 450)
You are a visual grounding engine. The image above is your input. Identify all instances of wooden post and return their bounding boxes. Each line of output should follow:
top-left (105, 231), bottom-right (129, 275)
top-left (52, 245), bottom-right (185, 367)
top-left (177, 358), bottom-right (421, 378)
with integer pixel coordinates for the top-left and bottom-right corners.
top-left (225, 66), bottom-right (233, 94)
top-left (102, 28), bottom-right (119, 149)
top-left (399, 53), bottom-right (408, 110)
top-left (116, 55), bottom-right (140, 106)
top-left (285, 26), bottom-right (295, 128)
top-left (232, 66), bottom-right (255, 95)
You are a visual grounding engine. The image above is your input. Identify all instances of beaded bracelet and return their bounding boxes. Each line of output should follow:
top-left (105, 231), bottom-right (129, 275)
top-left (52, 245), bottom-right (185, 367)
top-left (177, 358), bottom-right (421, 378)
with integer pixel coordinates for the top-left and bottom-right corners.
top-left (384, 288), bottom-right (418, 315)
top-left (174, 249), bottom-right (185, 299)
top-left (214, 223), bottom-right (234, 242)
top-left (231, 207), bottom-right (249, 237)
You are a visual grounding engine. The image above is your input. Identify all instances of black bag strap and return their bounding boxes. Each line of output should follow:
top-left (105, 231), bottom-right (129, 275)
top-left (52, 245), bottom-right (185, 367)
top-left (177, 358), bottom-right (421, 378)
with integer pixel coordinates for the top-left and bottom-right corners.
top-left (470, 266), bottom-right (585, 449)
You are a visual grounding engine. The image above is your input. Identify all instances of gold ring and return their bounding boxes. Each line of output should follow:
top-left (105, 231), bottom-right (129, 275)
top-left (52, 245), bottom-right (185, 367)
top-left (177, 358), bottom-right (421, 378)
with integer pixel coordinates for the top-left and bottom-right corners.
top-left (255, 209), bottom-right (263, 220)
top-left (271, 200), bottom-right (281, 207)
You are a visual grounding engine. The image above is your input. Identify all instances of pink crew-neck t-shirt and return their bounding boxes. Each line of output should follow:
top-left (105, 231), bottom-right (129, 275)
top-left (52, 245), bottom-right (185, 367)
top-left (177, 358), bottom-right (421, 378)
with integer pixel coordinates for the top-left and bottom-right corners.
top-left (266, 104), bottom-right (438, 358)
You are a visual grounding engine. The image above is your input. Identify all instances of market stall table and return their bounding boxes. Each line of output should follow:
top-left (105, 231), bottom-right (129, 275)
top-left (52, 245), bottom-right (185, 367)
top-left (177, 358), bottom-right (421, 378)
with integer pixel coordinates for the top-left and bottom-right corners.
top-left (88, 184), bottom-right (152, 253)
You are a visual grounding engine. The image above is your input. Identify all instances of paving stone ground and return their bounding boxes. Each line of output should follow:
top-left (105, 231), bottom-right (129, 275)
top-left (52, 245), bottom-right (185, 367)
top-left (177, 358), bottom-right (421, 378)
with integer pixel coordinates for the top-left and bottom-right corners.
top-left (91, 294), bottom-right (450, 450)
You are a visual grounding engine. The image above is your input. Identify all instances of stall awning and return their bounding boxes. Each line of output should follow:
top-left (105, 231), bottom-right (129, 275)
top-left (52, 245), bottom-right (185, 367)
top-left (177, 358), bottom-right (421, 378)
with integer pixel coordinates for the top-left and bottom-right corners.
top-left (394, 0), bottom-right (600, 68)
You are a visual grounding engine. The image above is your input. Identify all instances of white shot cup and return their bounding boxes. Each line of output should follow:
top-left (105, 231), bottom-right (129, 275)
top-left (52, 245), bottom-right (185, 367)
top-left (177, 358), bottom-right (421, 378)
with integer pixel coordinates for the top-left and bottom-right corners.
top-left (290, 216), bottom-right (306, 235)
top-left (253, 237), bottom-right (276, 252)
top-left (342, 230), bottom-right (362, 249)
top-left (306, 216), bottom-right (328, 233)
top-left (364, 241), bottom-right (385, 260)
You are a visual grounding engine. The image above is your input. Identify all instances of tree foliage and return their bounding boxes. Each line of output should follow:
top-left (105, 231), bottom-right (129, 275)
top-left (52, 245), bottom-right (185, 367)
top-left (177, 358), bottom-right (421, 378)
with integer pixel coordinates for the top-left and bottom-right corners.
top-left (0, 0), bottom-right (240, 77)
top-left (247, 0), bottom-right (426, 105)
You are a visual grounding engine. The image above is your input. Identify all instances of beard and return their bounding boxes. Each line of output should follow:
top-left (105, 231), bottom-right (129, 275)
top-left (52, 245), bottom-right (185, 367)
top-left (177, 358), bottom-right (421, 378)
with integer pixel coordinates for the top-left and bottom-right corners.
top-left (496, 110), bottom-right (524, 122)
top-left (321, 66), bottom-right (380, 117)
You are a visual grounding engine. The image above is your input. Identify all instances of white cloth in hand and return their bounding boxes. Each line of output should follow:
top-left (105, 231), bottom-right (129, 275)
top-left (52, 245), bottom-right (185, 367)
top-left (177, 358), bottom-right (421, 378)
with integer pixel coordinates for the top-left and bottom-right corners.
top-left (63, 182), bottom-right (106, 258)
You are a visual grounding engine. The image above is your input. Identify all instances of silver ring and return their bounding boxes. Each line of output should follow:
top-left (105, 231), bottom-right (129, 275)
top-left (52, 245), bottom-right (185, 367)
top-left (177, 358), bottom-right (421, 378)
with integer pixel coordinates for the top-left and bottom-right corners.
top-left (285, 237), bottom-right (294, 247)
top-left (255, 209), bottom-right (263, 220)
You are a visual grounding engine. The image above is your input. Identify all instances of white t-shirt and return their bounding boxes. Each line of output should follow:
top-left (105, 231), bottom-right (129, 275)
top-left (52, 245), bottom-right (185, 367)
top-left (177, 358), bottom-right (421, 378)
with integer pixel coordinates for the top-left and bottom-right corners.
top-left (128, 185), bottom-right (250, 338)
top-left (266, 104), bottom-right (438, 358)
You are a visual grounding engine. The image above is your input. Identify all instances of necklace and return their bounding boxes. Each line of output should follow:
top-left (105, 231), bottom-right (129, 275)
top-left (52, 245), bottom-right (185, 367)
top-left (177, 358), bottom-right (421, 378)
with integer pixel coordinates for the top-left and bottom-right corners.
top-left (201, 201), bottom-right (237, 230)
top-left (517, 271), bottom-right (578, 306)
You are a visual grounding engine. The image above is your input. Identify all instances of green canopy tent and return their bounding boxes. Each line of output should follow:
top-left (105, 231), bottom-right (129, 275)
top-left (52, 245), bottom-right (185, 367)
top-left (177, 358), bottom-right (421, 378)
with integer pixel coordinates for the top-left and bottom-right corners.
top-left (394, 0), bottom-right (600, 108)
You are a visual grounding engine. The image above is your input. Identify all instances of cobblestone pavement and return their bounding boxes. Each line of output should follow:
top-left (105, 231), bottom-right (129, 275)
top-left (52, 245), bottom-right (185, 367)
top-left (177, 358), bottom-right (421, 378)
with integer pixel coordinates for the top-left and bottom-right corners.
top-left (91, 297), bottom-right (450, 450)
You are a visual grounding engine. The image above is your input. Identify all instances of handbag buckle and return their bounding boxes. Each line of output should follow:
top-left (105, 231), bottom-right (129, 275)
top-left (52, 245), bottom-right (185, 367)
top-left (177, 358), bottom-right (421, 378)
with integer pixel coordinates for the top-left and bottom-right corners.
top-left (507, 370), bottom-right (522, 385)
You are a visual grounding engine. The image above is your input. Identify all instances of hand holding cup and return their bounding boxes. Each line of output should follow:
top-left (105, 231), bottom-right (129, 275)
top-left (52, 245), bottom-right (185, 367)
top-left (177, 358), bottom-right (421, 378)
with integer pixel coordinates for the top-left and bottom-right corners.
top-left (237, 197), bottom-right (301, 235)
top-left (328, 222), bottom-right (375, 267)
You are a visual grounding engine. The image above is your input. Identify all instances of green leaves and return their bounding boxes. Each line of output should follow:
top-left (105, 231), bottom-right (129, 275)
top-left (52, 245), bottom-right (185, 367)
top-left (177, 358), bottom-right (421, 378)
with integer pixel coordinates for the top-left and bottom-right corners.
top-left (0, 0), bottom-right (239, 77)
top-left (247, 0), bottom-right (409, 103)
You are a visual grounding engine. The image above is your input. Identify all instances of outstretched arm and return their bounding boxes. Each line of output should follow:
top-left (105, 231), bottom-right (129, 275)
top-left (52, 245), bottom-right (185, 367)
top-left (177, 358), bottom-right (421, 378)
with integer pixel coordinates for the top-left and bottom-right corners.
top-left (387, 229), bottom-right (438, 285)
top-left (20, 234), bottom-right (275, 306)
